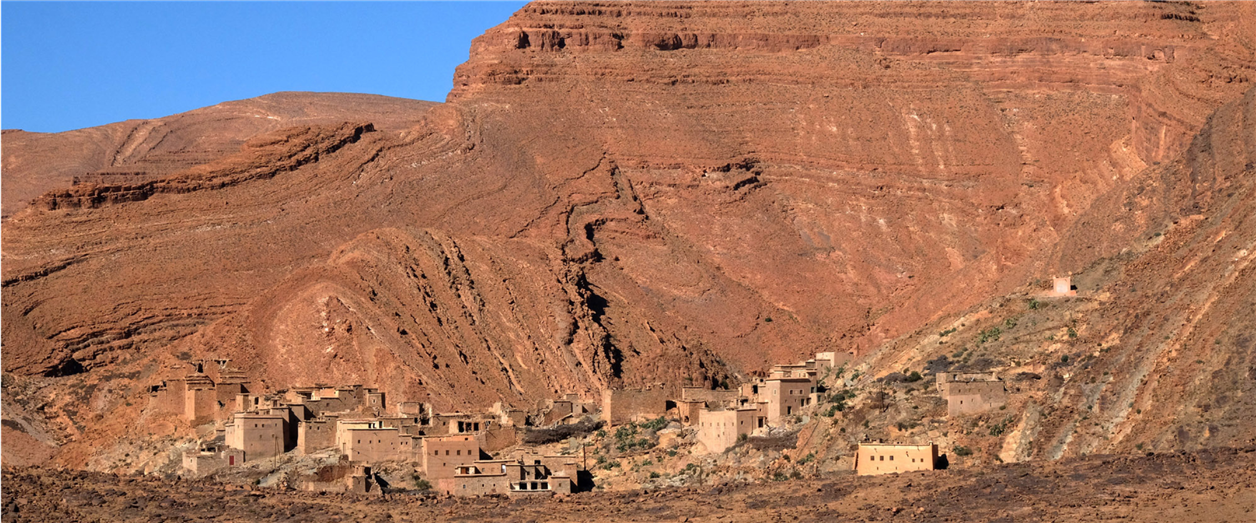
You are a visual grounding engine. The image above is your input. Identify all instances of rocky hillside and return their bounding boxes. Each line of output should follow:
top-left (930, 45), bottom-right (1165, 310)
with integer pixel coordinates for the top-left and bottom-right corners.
top-left (2, 1), bottom-right (1254, 468)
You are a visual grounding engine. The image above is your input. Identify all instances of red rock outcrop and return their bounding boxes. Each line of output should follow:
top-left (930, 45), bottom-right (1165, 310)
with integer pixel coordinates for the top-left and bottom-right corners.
top-left (2, 1), bottom-right (1254, 466)
top-left (1, 92), bottom-right (434, 216)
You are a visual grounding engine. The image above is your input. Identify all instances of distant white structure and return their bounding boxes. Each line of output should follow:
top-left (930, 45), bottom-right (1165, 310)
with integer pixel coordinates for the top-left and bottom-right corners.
top-left (1051, 276), bottom-right (1077, 297)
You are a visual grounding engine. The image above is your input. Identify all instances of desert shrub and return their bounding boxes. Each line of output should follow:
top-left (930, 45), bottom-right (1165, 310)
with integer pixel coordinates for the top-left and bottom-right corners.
top-left (953, 446), bottom-right (973, 457)
top-left (1067, 327), bottom-right (1078, 339)
top-left (988, 416), bottom-right (1013, 437)
top-left (413, 478), bottom-right (432, 491)
top-left (905, 371), bottom-right (923, 383)
top-left (522, 420), bottom-right (604, 445)
top-left (772, 471), bottom-right (789, 482)
top-left (880, 372), bottom-right (909, 383)
top-left (638, 417), bottom-right (668, 432)
top-left (1027, 299), bottom-right (1042, 310)
top-left (924, 355), bottom-right (953, 374)
top-left (649, 471), bottom-right (661, 479)
top-left (939, 327), bottom-right (957, 337)
top-left (797, 452), bottom-right (815, 465)
top-left (978, 326), bottom-right (1002, 344)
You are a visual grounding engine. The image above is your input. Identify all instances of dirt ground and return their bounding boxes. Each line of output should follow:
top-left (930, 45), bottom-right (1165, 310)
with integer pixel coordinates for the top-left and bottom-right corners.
top-left (5, 447), bottom-right (1254, 522)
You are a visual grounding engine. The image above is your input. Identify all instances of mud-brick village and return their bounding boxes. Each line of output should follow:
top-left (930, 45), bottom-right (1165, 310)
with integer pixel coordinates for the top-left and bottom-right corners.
top-left (149, 336), bottom-right (1018, 496)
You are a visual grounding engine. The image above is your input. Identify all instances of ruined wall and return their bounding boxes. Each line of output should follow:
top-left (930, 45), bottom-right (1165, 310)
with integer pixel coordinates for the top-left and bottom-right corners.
top-left (943, 380), bottom-right (1007, 416)
top-left (184, 387), bottom-right (218, 425)
top-left (680, 387), bottom-right (739, 406)
top-left (601, 388), bottom-right (669, 425)
top-left (148, 380), bottom-right (185, 416)
top-left (482, 426), bottom-right (518, 453)
top-left (854, 444), bottom-right (937, 476)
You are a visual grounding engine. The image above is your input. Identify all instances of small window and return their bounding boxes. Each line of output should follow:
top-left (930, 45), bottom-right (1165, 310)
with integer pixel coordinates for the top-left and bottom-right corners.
top-left (889, 456), bottom-right (893, 461)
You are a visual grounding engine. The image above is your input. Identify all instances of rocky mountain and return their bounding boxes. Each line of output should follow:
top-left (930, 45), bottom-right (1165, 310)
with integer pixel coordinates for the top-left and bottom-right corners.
top-left (2, 1), bottom-right (1254, 468)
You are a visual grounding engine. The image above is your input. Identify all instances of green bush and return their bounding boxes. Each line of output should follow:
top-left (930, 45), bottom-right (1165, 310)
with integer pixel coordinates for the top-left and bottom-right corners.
top-left (649, 471), bottom-right (661, 479)
top-left (413, 478), bottom-right (432, 491)
top-left (905, 371), bottom-right (923, 383)
top-left (939, 327), bottom-right (957, 337)
top-left (953, 446), bottom-right (973, 457)
top-left (772, 471), bottom-right (789, 482)
top-left (978, 326), bottom-right (1002, 344)
top-left (797, 452), bottom-right (815, 465)
top-left (639, 417), bottom-right (668, 432)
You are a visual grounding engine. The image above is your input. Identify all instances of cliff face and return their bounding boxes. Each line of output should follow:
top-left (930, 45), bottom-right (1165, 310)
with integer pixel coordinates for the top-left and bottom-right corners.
top-left (2, 1), bottom-right (1255, 467)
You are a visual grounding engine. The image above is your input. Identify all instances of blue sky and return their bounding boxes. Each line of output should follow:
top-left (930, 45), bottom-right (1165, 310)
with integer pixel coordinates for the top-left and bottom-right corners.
top-left (2, 2), bottom-right (527, 133)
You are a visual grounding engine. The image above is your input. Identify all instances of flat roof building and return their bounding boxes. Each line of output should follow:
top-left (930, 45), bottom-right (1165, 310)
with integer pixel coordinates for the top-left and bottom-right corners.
top-left (854, 443), bottom-right (938, 476)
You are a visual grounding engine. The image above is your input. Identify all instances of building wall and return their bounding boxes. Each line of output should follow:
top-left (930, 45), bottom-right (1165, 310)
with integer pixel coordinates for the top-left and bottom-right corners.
top-left (677, 401), bottom-right (705, 425)
top-left (696, 408), bottom-right (756, 453)
top-left (296, 419), bottom-right (334, 454)
top-left (184, 387), bottom-right (218, 424)
top-left (482, 425), bottom-right (518, 453)
top-left (453, 473), bottom-right (509, 496)
top-left (941, 379), bottom-right (1007, 416)
top-left (854, 444), bottom-right (937, 476)
top-left (182, 452), bottom-right (224, 476)
top-left (765, 378), bottom-right (811, 424)
top-left (226, 415), bottom-right (286, 461)
top-left (541, 400), bottom-right (574, 426)
top-left (420, 435), bottom-right (482, 480)
top-left (343, 428), bottom-right (402, 462)
top-left (601, 388), bottom-right (669, 425)
top-left (149, 380), bottom-right (186, 416)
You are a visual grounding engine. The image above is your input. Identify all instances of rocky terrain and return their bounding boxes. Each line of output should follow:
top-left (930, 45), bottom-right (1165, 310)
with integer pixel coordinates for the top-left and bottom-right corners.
top-left (2, 1), bottom-right (1256, 512)
top-left (5, 447), bottom-right (1256, 522)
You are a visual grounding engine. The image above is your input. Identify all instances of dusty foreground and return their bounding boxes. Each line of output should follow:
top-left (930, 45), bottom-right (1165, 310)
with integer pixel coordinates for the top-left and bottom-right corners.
top-left (5, 448), bottom-right (1255, 523)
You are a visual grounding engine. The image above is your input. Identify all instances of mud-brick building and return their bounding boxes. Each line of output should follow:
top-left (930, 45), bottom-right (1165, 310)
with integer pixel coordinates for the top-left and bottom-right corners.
top-left (429, 413), bottom-right (496, 435)
top-left (148, 360), bottom-right (254, 425)
top-left (448, 455), bottom-right (578, 497)
top-left (338, 421), bottom-right (412, 462)
top-left (422, 434), bottom-right (484, 491)
top-left (937, 372), bottom-right (1007, 416)
top-left (181, 446), bottom-right (245, 475)
top-left (224, 413), bottom-right (286, 462)
top-left (764, 376), bottom-right (813, 424)
top-left (602, 386), bottom-right (669, 425)
top-left (696, 408), bottom-right (757, 453)
top-left (297, 416), bottom-right (338, 454)
top-left (854, 444), bottom-right (938, 476)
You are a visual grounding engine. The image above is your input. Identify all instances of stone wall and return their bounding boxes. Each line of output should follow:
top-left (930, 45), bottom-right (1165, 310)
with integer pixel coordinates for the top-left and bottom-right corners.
top-left (601, 388), bottom-right (669, 425)
top-left (680, 387), bottom-right (739, 407)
